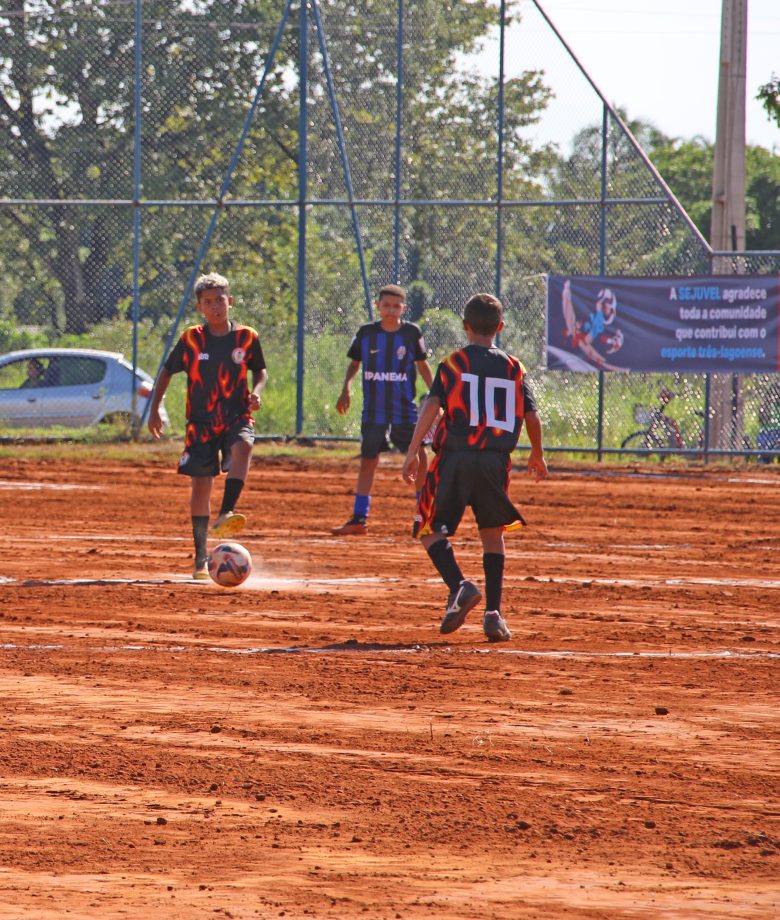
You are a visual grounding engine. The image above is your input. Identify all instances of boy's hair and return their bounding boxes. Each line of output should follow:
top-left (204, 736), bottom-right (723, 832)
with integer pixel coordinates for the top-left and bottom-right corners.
top-left (377, 283), bottom-right (406, 302)
top-left (194, 272), bottom-right (230, 299)
top-left (464, 293), bottom-right (503, 335)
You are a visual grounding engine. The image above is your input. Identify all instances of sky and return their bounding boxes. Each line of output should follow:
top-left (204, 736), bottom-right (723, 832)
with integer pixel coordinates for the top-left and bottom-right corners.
top-left (478, 0), bottom-right (780, 153)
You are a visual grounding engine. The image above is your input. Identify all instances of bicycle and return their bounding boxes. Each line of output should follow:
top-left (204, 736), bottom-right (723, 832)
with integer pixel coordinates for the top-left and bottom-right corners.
top-left (622, 388), bottom-right (766, 458)
top-left (621, 387), bottom-right (685, 452)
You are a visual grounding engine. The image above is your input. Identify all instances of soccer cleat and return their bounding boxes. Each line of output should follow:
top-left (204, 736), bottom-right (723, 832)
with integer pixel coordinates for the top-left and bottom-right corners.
top-left (440, 580), bottom-right (482, 634)
top-left (331, 516), bottom-right (367, 536)
top-left (192, 558), bottom-right (210, 581)
top-left (211, 511), bottom-right (246, 538)
top-left (483, 610), bottom-right (512, 642)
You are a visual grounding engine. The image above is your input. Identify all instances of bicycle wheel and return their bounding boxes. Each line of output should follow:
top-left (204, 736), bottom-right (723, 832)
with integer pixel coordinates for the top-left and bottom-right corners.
top-left (621, 431), bottom-right (650, 451)
top-left (649, 418), bottom-right (683, 450)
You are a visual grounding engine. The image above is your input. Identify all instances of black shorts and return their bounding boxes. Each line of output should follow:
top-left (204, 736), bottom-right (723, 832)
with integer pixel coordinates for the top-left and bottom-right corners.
top-left (360, 421), bottom-right (416, 459)
top-left (416, 449), bottom-right (525, 537)
top-left (177, 419), bottom-right (255, 477)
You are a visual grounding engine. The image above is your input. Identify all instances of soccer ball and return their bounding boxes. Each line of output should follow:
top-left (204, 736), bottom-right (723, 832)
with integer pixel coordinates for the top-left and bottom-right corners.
top-left (208, 542), bottom-right (252, 587)
top-left (603, 327), bottom-right (624, 354)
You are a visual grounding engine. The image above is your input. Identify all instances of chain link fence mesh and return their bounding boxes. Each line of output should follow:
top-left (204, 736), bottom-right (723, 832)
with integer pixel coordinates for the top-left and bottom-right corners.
top-left (1, 0), bottom-right (779, 457)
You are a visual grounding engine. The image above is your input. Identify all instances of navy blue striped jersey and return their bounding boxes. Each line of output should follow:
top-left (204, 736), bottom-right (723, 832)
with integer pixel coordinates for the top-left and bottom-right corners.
top-left (347, 321), bottom-right (427, 424)
top-left (429, 344), bottom-right (536, 452)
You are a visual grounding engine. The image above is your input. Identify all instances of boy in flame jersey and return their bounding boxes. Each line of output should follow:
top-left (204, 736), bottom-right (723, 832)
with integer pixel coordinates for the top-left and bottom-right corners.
top-left (148, 272), bottom-right (267, 578)
top-left (402, 293), bottom-right (547, 642)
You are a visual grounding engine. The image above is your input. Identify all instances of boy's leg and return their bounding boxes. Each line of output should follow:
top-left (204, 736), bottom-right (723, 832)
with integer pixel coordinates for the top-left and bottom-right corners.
top-left (389, 423), bottom-right (426, 537)
top-left (355, 455), bottom-right (380, 503)
top-left (422, 533), bottom-right (482, 635)
top-left (212, 432), bottom-right (253, 537)
top-left (332, 424), bottom-right (386, 535)
top-left (330, 456), bottom-right (377, 534)
top-left (191, 476), bottom-right (213, 578)
top-left (411, 446), bottom-right (428, 538)
top-left (479, 526), bottom-right (511, 642)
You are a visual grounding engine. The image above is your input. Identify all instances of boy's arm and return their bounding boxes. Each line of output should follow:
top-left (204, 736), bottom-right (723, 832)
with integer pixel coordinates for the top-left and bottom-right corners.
top-left (402, 395), bottom-right (442, 484)
top-left (336, 360), bottom-right (361, 415)
top-left (147, 367), bottom-right (172, 440)
top-left (524, 409), bottom-right (548, 482)
top-left (248, 367), bottom-right (268, 413)
top-left (416, 358), bottom-right (434, 391)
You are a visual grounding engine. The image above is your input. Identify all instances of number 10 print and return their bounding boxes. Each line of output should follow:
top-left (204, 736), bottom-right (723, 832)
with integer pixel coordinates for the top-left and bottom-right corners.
top-left (461, 374), bottom-right (516, 432)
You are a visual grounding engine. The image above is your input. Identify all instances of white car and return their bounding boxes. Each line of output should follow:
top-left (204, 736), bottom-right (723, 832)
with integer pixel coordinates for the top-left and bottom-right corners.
top-left (0, 348), bottom-right (168, 429)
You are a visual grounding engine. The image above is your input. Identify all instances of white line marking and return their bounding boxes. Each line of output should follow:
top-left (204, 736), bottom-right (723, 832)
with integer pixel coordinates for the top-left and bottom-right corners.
top-left (0, 480), bottom-right (102, 491)
top-left (4, 575), bottom-right (388, 588)
top-left (0, 642), bottom-right (776, 660)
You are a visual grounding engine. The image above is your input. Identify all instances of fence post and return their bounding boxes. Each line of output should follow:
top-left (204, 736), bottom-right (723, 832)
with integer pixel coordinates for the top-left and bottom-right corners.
top-left (295, 0), bottom-right (309, 436)
top-left (131, 0), bottom-right (143, 439)
top-left (393, 0), bottom-right (404, 283)
top-left (495, 0), bottom-right (506, 300)
top-left (597, 103), bottom-right (609, 462)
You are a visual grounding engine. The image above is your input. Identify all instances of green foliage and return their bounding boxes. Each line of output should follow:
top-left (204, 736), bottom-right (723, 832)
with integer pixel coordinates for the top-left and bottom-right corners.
top-left (0, 320), bottom-right (47, 353)
top-left (757, 75), bottom-right (780, 128)
top-left (650, 133), bottom-right (780, 251)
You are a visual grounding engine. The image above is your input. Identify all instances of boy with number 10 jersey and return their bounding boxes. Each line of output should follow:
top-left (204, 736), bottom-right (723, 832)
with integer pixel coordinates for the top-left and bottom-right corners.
top-left (402, 293), bottom-right (547, 643)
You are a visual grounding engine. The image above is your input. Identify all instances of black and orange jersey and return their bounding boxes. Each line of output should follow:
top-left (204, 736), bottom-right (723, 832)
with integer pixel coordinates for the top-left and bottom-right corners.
top-left (165, 322), bottom-right (266, 434)
top-left (429, 344), bottom-right (536, 452)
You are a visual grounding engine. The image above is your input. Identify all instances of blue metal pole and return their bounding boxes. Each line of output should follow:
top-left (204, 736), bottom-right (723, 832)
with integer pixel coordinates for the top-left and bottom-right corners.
top-left (596, 103), bottom-right (609, 462)
top-left (599, 105), bottom-right (608, 275)
top-left (495, 0), bottom-right (506, 299)
top-left (146, 0), bottom-right (294, 420)
top-left (310, 0), bottom-right (373, 321)
top-left (131, 0), bottom-right (142, 431)
top-left (296, 0), bottom-right (309, 435)
top-left (393, 0), bottom-right (404, 282)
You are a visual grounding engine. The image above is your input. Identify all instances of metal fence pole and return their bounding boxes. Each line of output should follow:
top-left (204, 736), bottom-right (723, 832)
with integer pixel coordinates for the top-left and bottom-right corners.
top-left (131, 0), bottom-right (143, 436)
top-left (296, 0), bottom-right (309, 435)
top-left (393, 0), bottom-right (404, 283)
top-left (597, 103), bottom-right (609, 462)
top-left (495, 0), bottom-right (506, 300)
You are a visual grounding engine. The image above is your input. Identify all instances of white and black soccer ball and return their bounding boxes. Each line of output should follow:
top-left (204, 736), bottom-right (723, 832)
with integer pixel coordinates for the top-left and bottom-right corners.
top-left (603, 327), bottom-right (624, 354)
top-left (208, 541), bottom-right (252, 587)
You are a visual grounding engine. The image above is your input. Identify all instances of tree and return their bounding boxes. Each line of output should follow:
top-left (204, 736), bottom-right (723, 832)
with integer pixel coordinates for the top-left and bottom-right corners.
top-left (0, 0), bottom-right (555, 341)
top-left (757, 75), bottom-right (780, 129)
top-left (0, 0), bottom-right (299, 334)
top-left (650, 134), bottom-right (780, 252)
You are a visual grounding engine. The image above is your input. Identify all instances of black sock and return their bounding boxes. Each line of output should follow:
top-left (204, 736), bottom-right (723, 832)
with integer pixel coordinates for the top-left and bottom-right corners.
top-left (219, 477), bottom-right (244, 517)
top-left (483, 552), bottom-right (505, 611)
top-left (192, 516), bottom-right (209, 562)
top-left (426, 540), bottom-right (465, 593)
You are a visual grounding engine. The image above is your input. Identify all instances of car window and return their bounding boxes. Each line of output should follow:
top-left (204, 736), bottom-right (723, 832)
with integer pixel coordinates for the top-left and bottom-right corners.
top-left (54, 357), bottom-right (107, 387)
top-left (0, 358), bottom-right (42, 390)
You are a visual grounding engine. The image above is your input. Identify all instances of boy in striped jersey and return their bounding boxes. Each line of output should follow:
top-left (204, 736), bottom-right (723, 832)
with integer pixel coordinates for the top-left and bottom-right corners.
top-left (332, 284), bottom-right (434, 535)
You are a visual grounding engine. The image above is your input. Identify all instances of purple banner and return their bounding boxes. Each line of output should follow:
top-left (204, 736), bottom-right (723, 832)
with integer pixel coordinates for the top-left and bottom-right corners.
top-left (546, 274), bottom-right (780, 373)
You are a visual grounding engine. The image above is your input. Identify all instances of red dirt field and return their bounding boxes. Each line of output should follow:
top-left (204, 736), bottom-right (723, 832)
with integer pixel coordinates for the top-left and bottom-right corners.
top-left (0, 446), bottom-right (778, 919)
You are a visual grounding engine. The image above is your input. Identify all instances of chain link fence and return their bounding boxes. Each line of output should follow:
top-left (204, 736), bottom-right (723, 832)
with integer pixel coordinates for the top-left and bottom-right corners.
top-left (1, 0), bottom-right (779, 458)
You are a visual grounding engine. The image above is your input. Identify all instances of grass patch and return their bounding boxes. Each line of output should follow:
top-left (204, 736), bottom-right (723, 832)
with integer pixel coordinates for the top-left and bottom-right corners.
top-left (0, 434), bottom-right (361, 465)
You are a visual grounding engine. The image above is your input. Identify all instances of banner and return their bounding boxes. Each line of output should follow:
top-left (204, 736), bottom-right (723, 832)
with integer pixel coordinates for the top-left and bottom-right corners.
top-left (545, 274), bottom-right (780, 373)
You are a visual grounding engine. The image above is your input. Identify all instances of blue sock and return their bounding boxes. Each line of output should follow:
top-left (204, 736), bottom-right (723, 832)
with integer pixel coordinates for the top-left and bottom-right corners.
top-left (353, 494), bottom-right (370, 520)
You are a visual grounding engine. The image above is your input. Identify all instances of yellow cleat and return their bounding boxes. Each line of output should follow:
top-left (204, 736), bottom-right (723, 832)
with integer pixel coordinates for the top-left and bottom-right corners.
top-left (211, 511), bottom-right (246, 538)
top-left (192, 561), bottom-right (210, 580)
